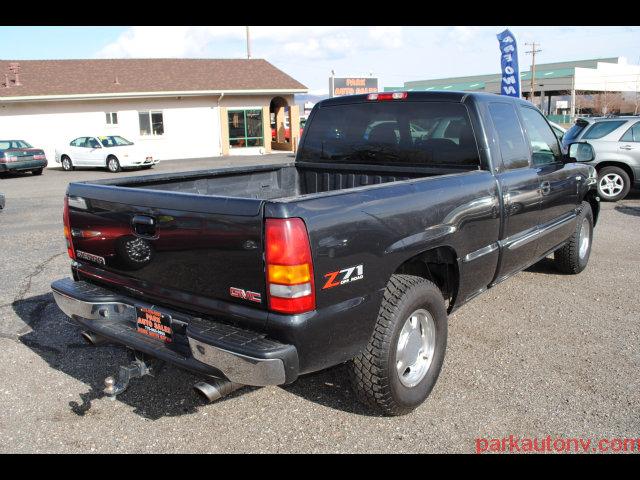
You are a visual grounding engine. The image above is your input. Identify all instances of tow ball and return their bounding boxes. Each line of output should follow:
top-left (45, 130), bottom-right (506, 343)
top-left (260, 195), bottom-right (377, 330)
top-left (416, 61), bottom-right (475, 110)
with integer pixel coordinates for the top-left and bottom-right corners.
top-left (103, 350), bottom-right (162, 400)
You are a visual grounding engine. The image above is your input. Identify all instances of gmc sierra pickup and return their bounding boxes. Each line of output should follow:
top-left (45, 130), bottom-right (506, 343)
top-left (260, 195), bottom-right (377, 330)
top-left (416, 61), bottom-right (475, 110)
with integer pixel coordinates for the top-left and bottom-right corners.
top-left (51, 91), bottom-right (600, 415)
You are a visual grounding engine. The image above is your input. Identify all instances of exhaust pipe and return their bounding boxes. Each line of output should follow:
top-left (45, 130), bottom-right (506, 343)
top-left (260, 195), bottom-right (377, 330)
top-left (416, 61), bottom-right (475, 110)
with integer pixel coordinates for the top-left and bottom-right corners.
top-left (194, 379), bottom-right (243, 403)
top-left (81, 330), bottom-right (108, 345)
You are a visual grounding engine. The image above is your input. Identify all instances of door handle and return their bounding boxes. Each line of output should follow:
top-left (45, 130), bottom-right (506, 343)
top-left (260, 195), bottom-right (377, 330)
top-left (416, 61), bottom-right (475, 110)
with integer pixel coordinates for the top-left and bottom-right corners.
top-left (540, 181), bottom-right (551, 195)
top-left (131, 215), bottom-right (157, 238)
top-left (620, 145), bottom-right (634, 150)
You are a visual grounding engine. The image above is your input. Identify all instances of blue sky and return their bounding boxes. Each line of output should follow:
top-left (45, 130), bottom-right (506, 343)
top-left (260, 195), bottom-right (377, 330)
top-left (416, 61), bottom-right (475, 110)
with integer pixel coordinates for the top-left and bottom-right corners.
top-left (1, 26), bottom-right (639, 94)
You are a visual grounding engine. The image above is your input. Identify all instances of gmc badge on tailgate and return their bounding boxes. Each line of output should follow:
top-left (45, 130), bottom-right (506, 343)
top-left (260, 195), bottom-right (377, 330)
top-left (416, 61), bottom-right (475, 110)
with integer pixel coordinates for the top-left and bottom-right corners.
top-left (229, 287), bottom-right (262, 303)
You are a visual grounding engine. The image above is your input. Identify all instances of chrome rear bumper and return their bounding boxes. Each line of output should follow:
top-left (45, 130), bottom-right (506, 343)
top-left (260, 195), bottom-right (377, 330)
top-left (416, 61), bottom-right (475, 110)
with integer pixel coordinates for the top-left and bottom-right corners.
top-left (51, 278), bottom-right (298, 386)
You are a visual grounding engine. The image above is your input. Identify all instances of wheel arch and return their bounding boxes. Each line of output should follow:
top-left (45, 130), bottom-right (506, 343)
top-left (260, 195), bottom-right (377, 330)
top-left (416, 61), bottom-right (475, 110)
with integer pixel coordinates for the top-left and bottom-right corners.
top-left (583, 189), bottom-right (600, 226)
top-left (393, 245), bottom-right (460, 312)
top-left (594, 161), bottom-right (635, 184)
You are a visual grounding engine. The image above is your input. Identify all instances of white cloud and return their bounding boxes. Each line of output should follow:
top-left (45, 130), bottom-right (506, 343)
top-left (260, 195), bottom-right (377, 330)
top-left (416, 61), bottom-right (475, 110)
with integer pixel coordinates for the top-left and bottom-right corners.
top-left (368, 26), bottom-right (403, 48)
top-left (97, 26), bottom-right (404, 60)
top-left (449, 26), bottom-right (479, 44)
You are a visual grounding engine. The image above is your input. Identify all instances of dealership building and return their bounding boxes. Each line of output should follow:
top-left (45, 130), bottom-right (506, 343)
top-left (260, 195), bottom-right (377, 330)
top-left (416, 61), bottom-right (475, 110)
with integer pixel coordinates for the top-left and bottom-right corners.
top-left (385, 57), bottom-right (640, 123)
top-left (0, 59), bottom-right (307, 165)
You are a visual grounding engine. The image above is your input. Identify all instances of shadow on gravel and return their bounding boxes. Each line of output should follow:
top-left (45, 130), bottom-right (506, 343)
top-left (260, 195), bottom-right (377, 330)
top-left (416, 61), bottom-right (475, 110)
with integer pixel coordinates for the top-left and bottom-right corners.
top-left (525, 257), bottom-right (567, 275)
top-left (615, 204), bottom-right (640, 217)
top-left (280, 365), bottom-right (383, 417)
top-left (12, 292), bottom-right (257, 420)
top-left (13, 292), bottom-right (377, 418)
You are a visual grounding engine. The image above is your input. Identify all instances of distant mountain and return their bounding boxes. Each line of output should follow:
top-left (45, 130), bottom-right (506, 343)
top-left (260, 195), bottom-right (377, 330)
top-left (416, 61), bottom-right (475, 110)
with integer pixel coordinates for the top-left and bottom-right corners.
top-left (295, 93), bottom-right (330, 111)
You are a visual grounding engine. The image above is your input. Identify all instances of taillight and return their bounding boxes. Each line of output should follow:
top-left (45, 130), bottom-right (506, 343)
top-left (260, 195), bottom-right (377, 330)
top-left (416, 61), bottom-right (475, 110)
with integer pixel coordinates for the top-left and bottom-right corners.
top-left (367, 92), bottom-right (408, 101)
top-left (265, 218), bottom-right (315, 314)
top-left (33, 154), bottom-right (46, 160)
top-left (63, 196), bottom-right (76, 260)
top-left (1, 153), bottom-right (17, 163)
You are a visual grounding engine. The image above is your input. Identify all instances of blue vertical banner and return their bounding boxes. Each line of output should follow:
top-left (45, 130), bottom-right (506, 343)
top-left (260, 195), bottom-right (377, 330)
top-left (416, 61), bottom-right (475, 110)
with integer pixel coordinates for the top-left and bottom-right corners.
top-left (496, 29), bottom-right (521, 98)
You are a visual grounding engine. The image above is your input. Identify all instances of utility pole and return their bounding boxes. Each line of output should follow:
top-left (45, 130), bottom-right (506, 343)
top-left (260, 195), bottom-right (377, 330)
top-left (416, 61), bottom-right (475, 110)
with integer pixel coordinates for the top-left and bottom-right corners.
top-left (246, 26), bottom-right (251, 59)
top-left (525, 42), bottom-right (541, 106)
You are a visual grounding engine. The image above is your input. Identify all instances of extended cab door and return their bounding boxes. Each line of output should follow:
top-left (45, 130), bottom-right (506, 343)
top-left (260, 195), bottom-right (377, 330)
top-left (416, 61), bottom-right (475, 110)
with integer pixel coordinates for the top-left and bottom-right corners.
top-left (517, 105), bottom-right (579, 258)
top-left (486, 101), bottom-right (543, 283)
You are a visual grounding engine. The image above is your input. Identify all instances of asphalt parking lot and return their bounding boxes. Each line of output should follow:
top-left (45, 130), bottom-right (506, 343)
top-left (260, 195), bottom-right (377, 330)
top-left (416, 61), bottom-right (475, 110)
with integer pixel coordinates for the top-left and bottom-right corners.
top-left (1, 155), bottom-right (639, 453)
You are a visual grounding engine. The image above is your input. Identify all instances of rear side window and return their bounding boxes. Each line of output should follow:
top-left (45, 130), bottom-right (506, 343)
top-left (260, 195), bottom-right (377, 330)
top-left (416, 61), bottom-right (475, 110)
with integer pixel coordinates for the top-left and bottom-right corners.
top-left (582, 121), bottom-right (626, 140)
top-left (487, 102), bottom-right (530, 170)
top-left (562, 121), bottom-right (588, 147)
top-left (518, 106), bottom-right (561, 166)
top-left (620, 122), bottom-right (640, 142)
top-left (298, 101), bottom-right (480, 168)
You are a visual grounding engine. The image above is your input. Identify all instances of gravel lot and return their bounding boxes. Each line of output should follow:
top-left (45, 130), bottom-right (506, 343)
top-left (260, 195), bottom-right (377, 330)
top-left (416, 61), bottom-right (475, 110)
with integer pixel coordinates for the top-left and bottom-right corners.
top-left (1, 155), bottom-right (639, 453)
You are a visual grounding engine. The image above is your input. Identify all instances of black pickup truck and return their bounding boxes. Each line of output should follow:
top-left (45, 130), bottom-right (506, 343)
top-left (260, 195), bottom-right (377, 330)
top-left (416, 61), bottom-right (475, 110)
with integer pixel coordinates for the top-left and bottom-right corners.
top-left (51, 91), bottom-right (599, 415)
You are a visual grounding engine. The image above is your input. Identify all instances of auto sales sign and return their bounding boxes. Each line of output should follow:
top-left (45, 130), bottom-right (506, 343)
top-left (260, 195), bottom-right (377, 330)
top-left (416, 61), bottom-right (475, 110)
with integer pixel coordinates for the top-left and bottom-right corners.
top-left (496, 29), bottom-right (521, 98)
top-left (330, 77), bottom-right (378, 97)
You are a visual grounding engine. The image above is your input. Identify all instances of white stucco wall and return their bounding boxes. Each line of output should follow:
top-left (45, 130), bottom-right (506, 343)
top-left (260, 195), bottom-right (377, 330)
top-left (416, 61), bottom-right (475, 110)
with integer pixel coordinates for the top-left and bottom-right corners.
top-left (0, 96), bottom-right (226, 166)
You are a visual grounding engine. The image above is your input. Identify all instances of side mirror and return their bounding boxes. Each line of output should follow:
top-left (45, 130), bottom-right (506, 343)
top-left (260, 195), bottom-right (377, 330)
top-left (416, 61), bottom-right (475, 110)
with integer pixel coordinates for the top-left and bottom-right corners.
top-left (568, 142), bottom-right (594, 163)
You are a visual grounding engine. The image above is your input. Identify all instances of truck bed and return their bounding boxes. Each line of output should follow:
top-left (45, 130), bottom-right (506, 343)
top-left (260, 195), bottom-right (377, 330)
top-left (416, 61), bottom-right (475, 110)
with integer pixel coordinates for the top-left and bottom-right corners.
top-left (82, 161), bottom-right (477, 202)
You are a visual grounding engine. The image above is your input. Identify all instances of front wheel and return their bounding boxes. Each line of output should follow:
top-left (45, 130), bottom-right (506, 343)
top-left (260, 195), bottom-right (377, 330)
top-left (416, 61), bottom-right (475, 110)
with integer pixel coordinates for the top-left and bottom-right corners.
top-left (349, 274), bottom-right (448, 416)
top-left (107, 156), bottom-right (121, 173)
top-left (597, 166), bottom-right (630, 202)
top-left (554, 201), bottom-right (593, 274)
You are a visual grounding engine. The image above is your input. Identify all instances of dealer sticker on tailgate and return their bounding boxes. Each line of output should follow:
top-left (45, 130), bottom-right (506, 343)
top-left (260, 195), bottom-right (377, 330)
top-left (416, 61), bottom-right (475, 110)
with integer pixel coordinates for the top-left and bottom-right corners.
top-left (136, 307), bottom-right (172, 343)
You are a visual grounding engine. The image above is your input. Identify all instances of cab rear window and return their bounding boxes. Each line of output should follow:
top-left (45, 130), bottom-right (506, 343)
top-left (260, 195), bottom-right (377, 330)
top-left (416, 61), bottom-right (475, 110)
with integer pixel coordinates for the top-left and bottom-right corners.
top-left (298, 101), bottom-right (480, 168)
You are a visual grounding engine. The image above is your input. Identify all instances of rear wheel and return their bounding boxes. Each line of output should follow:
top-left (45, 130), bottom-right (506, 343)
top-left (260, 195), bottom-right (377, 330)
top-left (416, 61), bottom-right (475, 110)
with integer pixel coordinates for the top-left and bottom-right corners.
top-left (61, 156), bottom-right (73, 171)
top-left (107, 156), bottom-right (121, 173)
top-left (349, 274), bottom-right (448, 416)
top-left (554, 201), bottom-right (593, 274)
top-left (32, 168), bottom-right (43, 175)
top-left (597, 166), bottom-right (630, 202)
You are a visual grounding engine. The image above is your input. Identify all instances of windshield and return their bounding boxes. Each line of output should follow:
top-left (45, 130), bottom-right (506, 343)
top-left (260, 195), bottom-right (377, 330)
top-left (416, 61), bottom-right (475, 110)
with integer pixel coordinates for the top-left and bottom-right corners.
top-left (298, 101), bottom-right (480, 168)
top-left (98, 136), bottom-right (134, 147)
top-left (0, 140), bottom-right (32, 149)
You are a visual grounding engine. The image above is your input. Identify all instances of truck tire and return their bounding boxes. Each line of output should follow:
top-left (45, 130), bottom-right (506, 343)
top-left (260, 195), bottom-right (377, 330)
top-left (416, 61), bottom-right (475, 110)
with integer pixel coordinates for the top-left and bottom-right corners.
top-left (349, 274), bottom-right (448, 416)
top-left (597, 166), bottom-right (630, 202)
top-left (554, 201), bottom-right (593, 274)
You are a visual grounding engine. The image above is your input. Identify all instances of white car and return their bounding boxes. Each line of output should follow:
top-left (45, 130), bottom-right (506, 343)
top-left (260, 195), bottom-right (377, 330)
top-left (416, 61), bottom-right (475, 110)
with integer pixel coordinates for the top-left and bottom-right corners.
top-left (55, 136), bottom-right (158, 173)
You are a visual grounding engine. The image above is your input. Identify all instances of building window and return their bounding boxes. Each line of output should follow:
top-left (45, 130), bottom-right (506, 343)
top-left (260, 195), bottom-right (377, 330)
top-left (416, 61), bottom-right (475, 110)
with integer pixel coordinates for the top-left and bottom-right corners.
top-left (105, 112), bottom-right (118, 125)
top-left (139, 111), bottom-right (164, 136)
top-left (228, 109), bottom-right (263, 148)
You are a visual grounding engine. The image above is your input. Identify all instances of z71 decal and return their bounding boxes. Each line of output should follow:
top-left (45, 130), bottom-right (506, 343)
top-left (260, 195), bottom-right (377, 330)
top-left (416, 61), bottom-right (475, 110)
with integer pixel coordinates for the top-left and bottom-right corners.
top-left (322, 264), bottom-right (364, 290)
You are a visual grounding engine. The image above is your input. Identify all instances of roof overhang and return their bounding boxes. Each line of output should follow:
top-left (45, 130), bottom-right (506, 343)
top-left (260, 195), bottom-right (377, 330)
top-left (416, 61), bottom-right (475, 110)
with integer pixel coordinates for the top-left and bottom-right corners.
top-left (0, 88), bottom-right (308, 103)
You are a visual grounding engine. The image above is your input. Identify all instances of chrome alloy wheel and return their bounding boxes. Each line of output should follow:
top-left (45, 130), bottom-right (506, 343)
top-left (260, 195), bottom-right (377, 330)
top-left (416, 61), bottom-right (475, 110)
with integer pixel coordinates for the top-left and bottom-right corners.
top-left (396, 308), bottom-right (436, 388)
top-left (108, 158), bottom-right (119, 172)
top-left (62, 158), bottom-right (71, 170)
top-left (599, 173), bottom-right (624, 198)
top-left (578, 217), bottom-right (590, 260)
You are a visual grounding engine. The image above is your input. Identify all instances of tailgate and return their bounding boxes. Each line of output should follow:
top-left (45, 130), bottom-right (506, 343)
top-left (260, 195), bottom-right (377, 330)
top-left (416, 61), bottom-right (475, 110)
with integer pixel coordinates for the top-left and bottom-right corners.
top-left (66, 185), bottom-right (267, 315)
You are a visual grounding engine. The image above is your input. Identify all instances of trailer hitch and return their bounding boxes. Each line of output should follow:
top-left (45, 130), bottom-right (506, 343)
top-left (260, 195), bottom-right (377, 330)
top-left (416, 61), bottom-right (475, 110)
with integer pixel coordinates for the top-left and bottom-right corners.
top-left (103, 350), bottom-right (163, 400)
